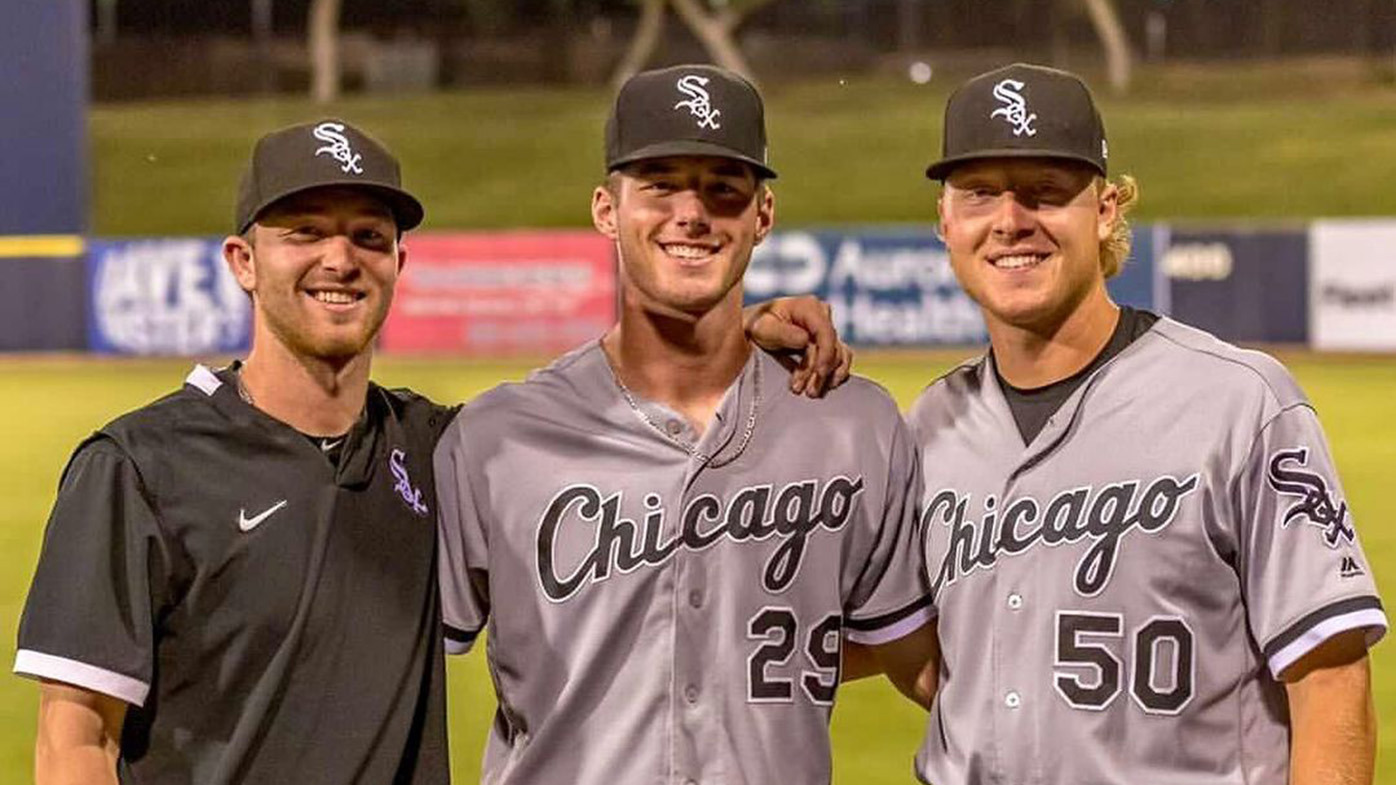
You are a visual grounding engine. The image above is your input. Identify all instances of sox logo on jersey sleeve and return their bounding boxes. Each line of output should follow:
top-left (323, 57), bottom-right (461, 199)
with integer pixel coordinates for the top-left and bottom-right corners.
top-left (1266, 446), bottom-right (1354, 548)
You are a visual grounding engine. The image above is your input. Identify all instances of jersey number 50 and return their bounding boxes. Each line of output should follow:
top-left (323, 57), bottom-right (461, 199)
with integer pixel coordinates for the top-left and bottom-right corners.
top-left (1054, 611), bottom-right (1195, 715)
top-left (747, 607), bottom-right (842, 705)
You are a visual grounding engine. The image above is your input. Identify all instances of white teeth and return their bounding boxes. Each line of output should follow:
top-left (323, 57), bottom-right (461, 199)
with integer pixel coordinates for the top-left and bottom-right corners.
top-left (313, 291), bottom-right (356, 304)
top-left (662, 244), bottom-right (715, 260)
top-left (992, 254), bottom-right (1044, 270)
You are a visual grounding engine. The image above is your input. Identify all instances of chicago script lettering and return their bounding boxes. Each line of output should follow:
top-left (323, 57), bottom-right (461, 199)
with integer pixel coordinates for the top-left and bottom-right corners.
top-left (927, 474), bottom-right (1200, 598)
top-left (537, 477), bottom-right (865, 602)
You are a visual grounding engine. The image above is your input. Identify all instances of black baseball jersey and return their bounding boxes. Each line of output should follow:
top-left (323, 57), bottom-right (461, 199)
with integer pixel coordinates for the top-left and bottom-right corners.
top-left (14, 365), bottom-right (453, 785)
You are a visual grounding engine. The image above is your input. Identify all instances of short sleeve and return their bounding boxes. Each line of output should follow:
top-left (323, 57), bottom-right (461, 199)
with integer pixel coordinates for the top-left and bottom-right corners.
top-left (14, 437), bottom-right (172, 706)
top-left (843, 417), bottom-right (936, 645)
top-left (433, 416), bottom-right (491, 655)
top-left (1234, 404), bottom-right (1386, 678)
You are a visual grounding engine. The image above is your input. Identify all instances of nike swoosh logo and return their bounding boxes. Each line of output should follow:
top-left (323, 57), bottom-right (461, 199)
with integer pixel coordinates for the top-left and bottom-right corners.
top-left (238, 499), bottom-right (288, 532)
top-left (321, 438), bottom-right (343, 452)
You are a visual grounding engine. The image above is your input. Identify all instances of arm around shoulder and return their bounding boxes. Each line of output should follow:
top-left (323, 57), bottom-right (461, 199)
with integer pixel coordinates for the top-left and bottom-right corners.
top-left (843, 620), bottom-right (940, 710)
top-left (35, 680), bottom-right (127, 785)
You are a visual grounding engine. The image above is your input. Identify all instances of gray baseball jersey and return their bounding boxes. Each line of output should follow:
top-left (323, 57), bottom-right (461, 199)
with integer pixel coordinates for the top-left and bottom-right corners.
top-left (435, 341), bottom-right (933, 785)
top-left (908, 317), bottom-right (1386, 785)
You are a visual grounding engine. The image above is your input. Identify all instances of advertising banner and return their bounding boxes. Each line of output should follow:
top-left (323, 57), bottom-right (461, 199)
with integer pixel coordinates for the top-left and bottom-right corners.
top-left (88, 238), bottom-right (251, 356)
top-left (745, 228), bottom-right (986, 346)
top-left (381, 231), bottom-right (616, 355)
top-left (1161, 228), bottom-right (1308, 343)
top-left (1310, 221), bottom-right (1396, 351)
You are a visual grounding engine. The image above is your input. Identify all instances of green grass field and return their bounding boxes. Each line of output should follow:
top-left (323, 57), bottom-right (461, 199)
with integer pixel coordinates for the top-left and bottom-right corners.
top-left (91, 58), bottom-right (1396, 236)
top-left (2, 351), bottom-right (1394, 782)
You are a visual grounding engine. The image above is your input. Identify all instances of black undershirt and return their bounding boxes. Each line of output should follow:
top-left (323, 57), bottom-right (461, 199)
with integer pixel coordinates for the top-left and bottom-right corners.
top-left (302, 431), bottom-right (348, 464)
top-left (996, 307), bottom-right (1160, 445)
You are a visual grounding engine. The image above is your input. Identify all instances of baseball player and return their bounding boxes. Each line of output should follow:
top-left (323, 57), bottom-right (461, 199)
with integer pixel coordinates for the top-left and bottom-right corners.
top-left (434, 64), bottom-right (937, 785)
top-left (908, 63), bottom-right (1386, 784)
top-left (14, 120), bottom-right (455, 783)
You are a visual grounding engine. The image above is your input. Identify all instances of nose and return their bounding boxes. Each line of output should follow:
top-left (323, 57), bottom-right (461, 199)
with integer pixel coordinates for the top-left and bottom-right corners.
top-left (670, 189), bottom-right (711, 236)
top-left (991, 192), bottom-right (1036, 239)
top-left (318, 234), bottom-right (357, 274)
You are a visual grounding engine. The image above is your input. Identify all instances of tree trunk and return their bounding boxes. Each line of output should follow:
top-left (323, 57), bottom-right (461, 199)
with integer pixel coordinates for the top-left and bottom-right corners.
top-left (669, 0), bottom-right (756, 83)
top-left (611, 0), bottom-right (667, 90)
top-left (309, 0), bottom-right (343, 104)
top-left (1080, 0), bottom-right (1132, 94)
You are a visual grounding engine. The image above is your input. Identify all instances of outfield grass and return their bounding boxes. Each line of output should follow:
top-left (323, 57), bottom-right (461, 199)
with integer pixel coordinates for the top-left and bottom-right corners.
top-left (91, 58), bottom-right (1396, 237)
top-left (2, 351), bottom-right (1394, 782)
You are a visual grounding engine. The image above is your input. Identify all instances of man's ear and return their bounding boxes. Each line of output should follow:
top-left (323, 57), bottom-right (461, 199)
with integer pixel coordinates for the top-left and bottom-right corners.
top-left (592, 185), bottom-right (619, 240)
top-left (223, 233), bottom-right (257, 294)
top-left (753, 186), bottom-right (775, 246)
top-left (1095, 181), bottom-right (1119, 243)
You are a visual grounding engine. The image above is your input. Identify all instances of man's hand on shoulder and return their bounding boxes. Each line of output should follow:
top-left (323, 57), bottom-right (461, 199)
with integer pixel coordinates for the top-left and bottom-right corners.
top-left (743, 295), bottom-right (853, 398)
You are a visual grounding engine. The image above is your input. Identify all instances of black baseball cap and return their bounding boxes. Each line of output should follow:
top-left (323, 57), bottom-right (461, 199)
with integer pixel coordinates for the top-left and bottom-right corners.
top-left (926, 63), bottom-right (1108, 181)
top-left (606, 64), bottom-right (777, 180)
top-left (235, 119), bottom-right (424, 233)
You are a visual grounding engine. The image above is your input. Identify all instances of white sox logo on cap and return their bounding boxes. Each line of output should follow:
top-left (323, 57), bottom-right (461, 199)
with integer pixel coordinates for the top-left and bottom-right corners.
top-left (312, 121), bottom-right (364, 174)
top-left (674, 74), bottom-right (722, 130)
top-left (989, 78), bottom-right (1037, 137)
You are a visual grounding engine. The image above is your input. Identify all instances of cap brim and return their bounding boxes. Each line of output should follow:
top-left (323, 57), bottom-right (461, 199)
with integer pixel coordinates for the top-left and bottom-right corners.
top-left (926, 149), bottom-right (1106, 181)
top-left (610, 139), bottom-right (777, 180)
top-left (241, 180), bottom-right (425, 233)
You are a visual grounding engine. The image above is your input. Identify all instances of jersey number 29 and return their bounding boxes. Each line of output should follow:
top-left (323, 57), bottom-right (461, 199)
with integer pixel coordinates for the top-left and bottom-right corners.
top-left (747, 607), bottom-right (842, 705)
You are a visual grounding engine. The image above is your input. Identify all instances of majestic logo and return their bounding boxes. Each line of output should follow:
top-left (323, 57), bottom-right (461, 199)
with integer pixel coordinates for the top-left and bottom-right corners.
top-left (675, 74), bottom-right (722, 130)
top-left (989, 78), bottom-right (1037, 137)
top-left (537, 477), bottom-right (865, 603)
top-left (1266, 447), bottom-right (1353, 548)
top-left (925, 474), bottom-right (1199, 598)
top-left (238, 499), bottom-right (288, 532)
top-left (1341, 555), bottom-right (1364, 578)
top-left (390, 448), bottom-right (430, 516)
top-left (312, 122), bottom-right (364, 174)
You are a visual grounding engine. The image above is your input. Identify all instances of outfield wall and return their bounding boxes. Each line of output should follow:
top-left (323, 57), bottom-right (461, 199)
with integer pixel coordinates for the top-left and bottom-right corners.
top-left (5, 221), bottom-right (1395, 356)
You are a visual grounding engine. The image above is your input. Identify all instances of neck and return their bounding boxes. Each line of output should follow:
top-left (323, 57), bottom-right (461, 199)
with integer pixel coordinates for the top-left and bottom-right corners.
top-left (987, 287), bottom-right (1120, 389)
top-left (239, 326), bottom-right (371, 437)
top-left (603, 288), bottom-right (751, 433)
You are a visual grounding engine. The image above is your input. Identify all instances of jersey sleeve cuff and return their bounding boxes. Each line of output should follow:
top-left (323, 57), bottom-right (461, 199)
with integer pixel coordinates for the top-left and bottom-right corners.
top-left (845, 593), bottom-right (937, 646)
top-left (1264, 596), bottom-right (1387, 679)
top-left (444, 623), bottom-right (481, 655)
top-left (13, 649), bottom-right (149, 707)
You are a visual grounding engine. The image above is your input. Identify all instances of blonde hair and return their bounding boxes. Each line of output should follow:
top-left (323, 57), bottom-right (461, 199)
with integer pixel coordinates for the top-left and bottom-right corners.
top-left (1099, 174), bottom-right (1138, 279)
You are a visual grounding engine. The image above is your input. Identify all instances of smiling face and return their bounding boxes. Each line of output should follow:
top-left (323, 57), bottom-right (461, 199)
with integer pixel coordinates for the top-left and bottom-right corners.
top-left (592, 155), bottom-right (774, 318)
top-left (223, 186), bottom-right (404, 364)
top-left (937, 158), bottom-right (1118, 333)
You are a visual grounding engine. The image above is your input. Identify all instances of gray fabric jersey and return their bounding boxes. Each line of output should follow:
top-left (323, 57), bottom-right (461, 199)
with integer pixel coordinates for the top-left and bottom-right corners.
top-left (907, 317), bottom-right (1386, 785)
top-left (436, 342), bottom-right (933, 785)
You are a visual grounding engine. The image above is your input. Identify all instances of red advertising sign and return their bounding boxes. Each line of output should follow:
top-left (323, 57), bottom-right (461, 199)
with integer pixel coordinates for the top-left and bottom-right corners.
top-left (382, 231), bottom-right (616, 355)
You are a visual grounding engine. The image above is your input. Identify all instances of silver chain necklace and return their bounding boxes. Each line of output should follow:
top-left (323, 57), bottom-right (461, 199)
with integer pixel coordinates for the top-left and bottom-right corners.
top-left (233, 366), bottom-right (256, 406)
top-left (612, 359), bottom-right (761, 469)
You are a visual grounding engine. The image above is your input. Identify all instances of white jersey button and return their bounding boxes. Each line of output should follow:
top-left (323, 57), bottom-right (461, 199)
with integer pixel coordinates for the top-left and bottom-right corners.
top-left (688, 589), bottom-right (703, 608)
top-left (684, 684), bottom-right (699, 704)
top-left (666, 419), bottom-right (684, 435)
top-left (1007, 593), bottom-right (1023, 610)
top-left (1004, 691), bottom-right (1021, 709)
